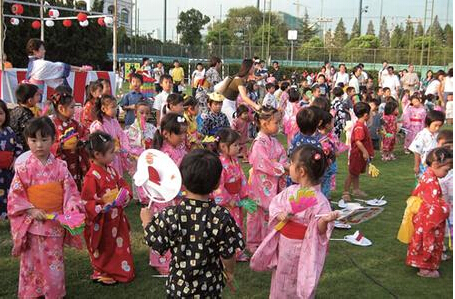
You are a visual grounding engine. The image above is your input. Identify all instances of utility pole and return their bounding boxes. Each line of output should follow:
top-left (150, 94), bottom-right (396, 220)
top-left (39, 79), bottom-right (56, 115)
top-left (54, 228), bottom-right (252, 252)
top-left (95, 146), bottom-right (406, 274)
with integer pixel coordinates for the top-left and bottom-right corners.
top-left (219, 4), bottom-right (222, 57)
top-left (113, 0), bottom-right (118, 72)
top-left (266, 0), bottom-right (271, 63)
top-left (358, 0), bottom-right (363, 34)
top-left (40, 0), bottom-right (44, 40)
top-left (426, 0), bottom-right (434, 66)
top-left (163, 0), bottom-right (167, 43)
top-left (261, 0), bottom-right (265, 58)
top-left (419, 0), bottom-right (429, 69)
top-left (257, 0), bottom-right (259, 10)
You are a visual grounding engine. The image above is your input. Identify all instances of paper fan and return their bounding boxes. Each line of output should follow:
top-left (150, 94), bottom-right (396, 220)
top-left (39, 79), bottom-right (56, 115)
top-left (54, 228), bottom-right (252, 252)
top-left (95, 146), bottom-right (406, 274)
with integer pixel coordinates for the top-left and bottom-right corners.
top-left (46, 211), bottom-right (86, 235)
top-left (275, 187), bottom-right (318, 230)
top-left (238, 198), bottom-right (258, 214)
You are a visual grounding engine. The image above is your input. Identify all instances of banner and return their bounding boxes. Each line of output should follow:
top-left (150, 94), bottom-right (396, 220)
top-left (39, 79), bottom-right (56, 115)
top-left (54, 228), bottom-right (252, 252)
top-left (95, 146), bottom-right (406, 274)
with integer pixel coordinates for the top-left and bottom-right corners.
top-left (0, 68), bottom-right (116, 105)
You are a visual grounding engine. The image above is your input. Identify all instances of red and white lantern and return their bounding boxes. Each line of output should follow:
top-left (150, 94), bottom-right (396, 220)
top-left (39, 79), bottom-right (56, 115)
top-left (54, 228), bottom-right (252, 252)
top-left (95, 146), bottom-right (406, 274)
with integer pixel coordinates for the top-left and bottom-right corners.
top-left (31, 20), bottom-right (41, 29)
top-left (10, 18), bottom-right (19, 26)
top-left (77, 13), bottom-right (87, 22)
top-left (63, 19), bottom-right (72, 27)
top-left (97, 17), bottom-right (105, 26)
top-left (11, 4), bottom-right (24, 15)
top-left (48, 9), bottom-right (60, 18)
top-left (45, 20), bottom-right (55, 27)
top-left (79, 20), bottom-right (89, 27)
top-left (104, 16), bottom-right (113, 25)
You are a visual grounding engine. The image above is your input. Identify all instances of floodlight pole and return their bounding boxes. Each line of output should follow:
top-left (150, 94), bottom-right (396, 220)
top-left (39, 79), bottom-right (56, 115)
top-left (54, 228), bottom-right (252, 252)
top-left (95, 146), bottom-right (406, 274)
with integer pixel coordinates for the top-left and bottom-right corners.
top-left (0, 0), bottom-right (3, 71)
top-left (113, 0), bottom-right (118, 72)
top-left (40, 0), bottom-right (44, 40)
top-left (358, 0), bottom-right (362, 34)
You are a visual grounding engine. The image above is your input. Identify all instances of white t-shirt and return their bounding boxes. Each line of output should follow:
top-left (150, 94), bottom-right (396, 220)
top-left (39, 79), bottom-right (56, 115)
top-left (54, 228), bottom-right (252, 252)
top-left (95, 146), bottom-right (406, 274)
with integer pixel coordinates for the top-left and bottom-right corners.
top-left (153, 66), bottom-right (165, 82)
top-left (152, 90), bottom-right (170, 114)
top-left (191, 69), bottom-right (205, 87)
top-left (378, 67), bottom-right (388, 86)
top-left (349, 76), bottom-right (360, 94)
top-left (334, 72), bottom-right (349, 86)
top-left (425, 80), bottom-right (441, 96)
top-left (262, 93), bottom-right (278, 109)
top-left (408, 128), bottom-right (438, 165)
top-left (444, 76), bottom-right (453, 93)
top-left (382, 74), bottom-right (401, 98)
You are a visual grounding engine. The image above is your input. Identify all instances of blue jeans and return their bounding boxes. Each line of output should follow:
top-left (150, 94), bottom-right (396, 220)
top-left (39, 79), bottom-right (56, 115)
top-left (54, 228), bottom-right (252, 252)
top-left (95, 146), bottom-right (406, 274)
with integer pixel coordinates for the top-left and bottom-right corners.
top-left (321, 162), bottom-right (337, 199)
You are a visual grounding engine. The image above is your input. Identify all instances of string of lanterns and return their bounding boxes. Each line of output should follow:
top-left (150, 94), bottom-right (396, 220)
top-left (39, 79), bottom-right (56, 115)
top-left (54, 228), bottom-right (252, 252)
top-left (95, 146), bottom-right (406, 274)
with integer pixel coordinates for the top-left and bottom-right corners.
top-left (9, 4), bottom-right (113, 29)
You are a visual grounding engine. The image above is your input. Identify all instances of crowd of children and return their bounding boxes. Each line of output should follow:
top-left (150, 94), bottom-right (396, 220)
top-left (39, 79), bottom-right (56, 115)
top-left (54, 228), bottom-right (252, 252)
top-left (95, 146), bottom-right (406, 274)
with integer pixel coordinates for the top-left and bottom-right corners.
top-left (0, 54), bottom-right (453, 298)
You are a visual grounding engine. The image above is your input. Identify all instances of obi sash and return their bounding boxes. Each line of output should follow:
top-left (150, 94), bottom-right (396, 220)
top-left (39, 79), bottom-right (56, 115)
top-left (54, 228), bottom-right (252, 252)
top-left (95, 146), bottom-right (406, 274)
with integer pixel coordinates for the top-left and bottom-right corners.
top-left (102, 188), bottom-right (119, 204)
top-left (0, 151), bottom-right (14, 168)
top-left (280, 221), bottom-right (308, 240)
top-left (225, 178), bottom-right (242, 195)
top-left (410, 118), bottom-right (422, 122)
top-left (397, 196), bottom-right (422, 244)
top-left (27, 181), bottom-right (64, 213)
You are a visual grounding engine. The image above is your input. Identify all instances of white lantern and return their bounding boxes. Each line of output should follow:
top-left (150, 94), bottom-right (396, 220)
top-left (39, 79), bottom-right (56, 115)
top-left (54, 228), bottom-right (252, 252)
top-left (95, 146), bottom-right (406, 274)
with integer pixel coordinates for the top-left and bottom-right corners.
top-left (104, 16), bottom-right (113, 25)
top-left (45, 20), bottom-right (54, 27)
top-left (79, 20), bottom-right (89, 27)
top-left (10, 18), bottom-right (19, 26)
top-left (48, 9), bottom-right (60, 19)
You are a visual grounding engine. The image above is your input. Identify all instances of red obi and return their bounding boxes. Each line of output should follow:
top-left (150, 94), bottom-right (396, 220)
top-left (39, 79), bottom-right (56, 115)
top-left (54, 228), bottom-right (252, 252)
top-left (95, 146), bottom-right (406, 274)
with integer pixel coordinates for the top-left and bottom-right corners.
top-left (410, 118), bottom-right (422, 122)
top-left (280, 221), bottom-right (308, 240)
top-left (0, 151), bottom-right (14, 169)
top-left (225, 178), bottom-right (242, 195)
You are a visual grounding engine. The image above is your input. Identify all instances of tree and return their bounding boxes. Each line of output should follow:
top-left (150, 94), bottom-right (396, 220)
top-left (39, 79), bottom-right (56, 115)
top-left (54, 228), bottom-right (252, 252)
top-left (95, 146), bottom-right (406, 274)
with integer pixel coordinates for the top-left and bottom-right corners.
top-left (415, 22), bottom-right (424, 37)
top-left (443, 24), bottom-right (453, 47)
top-left (252, 24), bottom-right (285, 47)
top-left (366, 20), bottom-right (375, 36)
top-left (300, 8), bottom-right (318, 44)
top-left (379, 17), bottom-right (390, 47)
top-left (205, 22), bottom-right (233, 46)
top-left (427, 15), bottom-right (444, 42)
top-left (343, 35), bottom-right (380, 62)
top-left (350, 18), bottom-right (360, 40)
top-left (299, 37), bottom-right (324, 60)
top-left (176, 9), bottom-right (210, 46)
top-left (390, 25), bottom-right (404, 48)
top-left (324, 29), bottom-right (333, 47)
top-left (333, 18), bottom-right (348, 48)
top-left (402, 17), bottom-right (415, 47)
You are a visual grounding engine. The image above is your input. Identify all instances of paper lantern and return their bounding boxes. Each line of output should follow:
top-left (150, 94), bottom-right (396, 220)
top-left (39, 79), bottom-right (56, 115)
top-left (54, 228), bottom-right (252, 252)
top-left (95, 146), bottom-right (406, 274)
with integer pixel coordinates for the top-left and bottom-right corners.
top-left (79, 20), bottom-right (89, 27)
top-left (77, 13), bottom-right (87, 22)
top-left (63, 19), bottom-right (72, 27)
top-left (45, 20), bottom-right (55, 27)
top-left (10, 18), bottom-right (19, 26)
top-left (48, 9), bottom-right (60, 18)
top-left (11, 4), bottom-right (24, 15)
top-left (97, 17), bottom-right (105, 26)
top-left (104, 16), bottom-right (113, 25)
top-left (32, 20), bottom-right (41, 29)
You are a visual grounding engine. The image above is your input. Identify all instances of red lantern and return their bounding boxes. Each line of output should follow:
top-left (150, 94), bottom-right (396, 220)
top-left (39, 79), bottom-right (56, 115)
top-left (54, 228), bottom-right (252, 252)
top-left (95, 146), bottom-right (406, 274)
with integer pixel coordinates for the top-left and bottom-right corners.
top-left (63, 19), bottom-right (72, 27)
top-left (77, 13), bottom-right (87, 22)
top-left (11, 4), bottom-right (24, 15)
top-left (31, 20), bottom-right (41, 29)
top-left (97, 17), bottom-right (105, 26)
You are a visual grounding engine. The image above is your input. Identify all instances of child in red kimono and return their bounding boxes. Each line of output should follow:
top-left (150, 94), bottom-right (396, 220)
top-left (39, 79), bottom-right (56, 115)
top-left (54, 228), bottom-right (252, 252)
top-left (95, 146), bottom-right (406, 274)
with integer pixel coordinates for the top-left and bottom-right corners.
top-left (406, 147), bottom-right (452, 278)
top-left (50, 85), bottom-right (89, 190)
top-left (8, 117), bottom-right (84, 298)
top-left (81, 131), bottom-right (134, 285)
top-left (212, 128), bottom-right (249, 261)
top-left (231, 105), bottom-right (253, 163)
top-left (382, 100), bottom-right (399, 161)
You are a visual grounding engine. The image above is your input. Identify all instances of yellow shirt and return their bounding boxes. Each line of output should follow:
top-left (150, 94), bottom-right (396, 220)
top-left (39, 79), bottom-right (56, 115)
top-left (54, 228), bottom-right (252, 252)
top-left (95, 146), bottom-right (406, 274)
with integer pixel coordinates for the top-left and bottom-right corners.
top-left (171, 67), bottom-right (184, 83)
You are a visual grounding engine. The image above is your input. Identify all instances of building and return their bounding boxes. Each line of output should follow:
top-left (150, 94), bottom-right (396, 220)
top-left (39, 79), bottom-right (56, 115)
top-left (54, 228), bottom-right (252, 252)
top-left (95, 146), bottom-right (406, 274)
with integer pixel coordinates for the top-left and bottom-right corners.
top-left (74, 0), bottom-right (134, 36)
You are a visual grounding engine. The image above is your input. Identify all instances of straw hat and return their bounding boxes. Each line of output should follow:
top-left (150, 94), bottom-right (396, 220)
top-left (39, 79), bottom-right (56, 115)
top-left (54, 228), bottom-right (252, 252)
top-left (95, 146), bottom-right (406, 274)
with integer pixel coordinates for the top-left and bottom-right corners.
top-left (208, 92), bottom-right (225, 102)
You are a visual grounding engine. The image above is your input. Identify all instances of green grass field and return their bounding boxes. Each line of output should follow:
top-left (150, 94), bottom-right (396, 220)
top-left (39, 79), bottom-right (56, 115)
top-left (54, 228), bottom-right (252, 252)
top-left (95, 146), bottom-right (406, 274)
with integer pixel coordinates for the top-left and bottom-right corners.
top-left (0, 131), bottom-right (452, 298)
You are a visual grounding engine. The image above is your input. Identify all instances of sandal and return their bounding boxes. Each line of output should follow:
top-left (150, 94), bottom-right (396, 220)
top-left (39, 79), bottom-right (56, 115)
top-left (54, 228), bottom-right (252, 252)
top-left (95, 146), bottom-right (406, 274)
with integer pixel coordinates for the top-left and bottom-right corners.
top-left (236, 252), bottom-right (250, 262)
top-left (156, 267), bottom-right (170, 276)
top-left (96, 276), bottom-right (117, 285)
top-left (341, 191), bottom-right (351, 201)
top-left (417, 269), bottom-right (440, 278)
top-left (352, 189), bottom-right (368, 198)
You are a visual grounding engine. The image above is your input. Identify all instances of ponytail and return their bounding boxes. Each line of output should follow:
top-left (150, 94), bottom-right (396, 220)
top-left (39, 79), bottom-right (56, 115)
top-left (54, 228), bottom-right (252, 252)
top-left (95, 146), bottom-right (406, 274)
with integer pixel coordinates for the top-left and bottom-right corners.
top-left (153, 112), bottom-right (187, 150)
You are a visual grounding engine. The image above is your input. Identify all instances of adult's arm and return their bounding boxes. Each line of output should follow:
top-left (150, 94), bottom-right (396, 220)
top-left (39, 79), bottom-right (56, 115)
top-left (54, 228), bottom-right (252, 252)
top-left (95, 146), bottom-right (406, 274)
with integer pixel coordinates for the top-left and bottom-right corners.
top-left (238, 85), bottom-right (260, 111)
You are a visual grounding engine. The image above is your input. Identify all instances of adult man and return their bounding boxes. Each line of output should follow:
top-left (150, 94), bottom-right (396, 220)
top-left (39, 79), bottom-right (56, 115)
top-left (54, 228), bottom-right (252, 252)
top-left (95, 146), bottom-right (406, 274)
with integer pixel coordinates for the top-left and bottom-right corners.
top-left (378, 60), bottom-right (389, 87)
top-left (349, 65), bottom-right (362, 94)
top-left (333, 64), bottom-right (350, 87)
top-left (381, 66), bottom-right (401, 99)
top-left (401, 64), bottom-right (420, 94)
top-left (271, 61), bottom-right (283, 82)
top-left (254, 60), bottom-right (268, 98)
top-left (358, 63), bottom-right (368, 91)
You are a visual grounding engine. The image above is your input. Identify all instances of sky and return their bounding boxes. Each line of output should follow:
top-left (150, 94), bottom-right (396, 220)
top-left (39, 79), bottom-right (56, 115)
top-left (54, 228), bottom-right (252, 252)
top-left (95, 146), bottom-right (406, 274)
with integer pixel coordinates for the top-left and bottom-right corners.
top-left (135, 0), bottom-right (453, 41)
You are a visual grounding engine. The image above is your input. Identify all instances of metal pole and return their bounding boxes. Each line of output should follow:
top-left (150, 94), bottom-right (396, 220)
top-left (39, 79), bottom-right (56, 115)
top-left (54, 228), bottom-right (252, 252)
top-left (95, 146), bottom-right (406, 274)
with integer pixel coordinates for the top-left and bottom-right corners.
top-left (40, 0), bottom-right (44, 41)
top-left (113, 0), bottom-right (118, 72)
top-left (163, 0), bottom-right (167, 43)
top-left (290, 40), bottom-right (294, 66)
top-left (426, 0), bottom-right (434, 66)
top-left (0, 0), bottom-right (3, 71)
top-left (419, 0), bottom-right (428, 69)
top-left (261, 0), bottom-right (265, 58)
top-left (266, 0), bottom-right (271, 62)
top-left (358, 0), bottom-right (363, 35)
top-left (219, 4), bottom-right (222, 57)
top-left (379, 0), bottom-right (383, 32)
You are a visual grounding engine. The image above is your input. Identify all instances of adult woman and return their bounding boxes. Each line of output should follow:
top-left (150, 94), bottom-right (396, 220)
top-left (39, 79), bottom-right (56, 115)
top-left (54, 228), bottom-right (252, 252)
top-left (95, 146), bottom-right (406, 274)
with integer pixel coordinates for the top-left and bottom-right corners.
top-left (221, 59), bottom-right (261, 124)
top-left (425, 70), bottom-right (445, 98)
top-left (420, 70), bottom-right (433, 94)
top-left (440, 68), bottom-right (453, 108)
top-left (205, 56), bottom-right (222, 92)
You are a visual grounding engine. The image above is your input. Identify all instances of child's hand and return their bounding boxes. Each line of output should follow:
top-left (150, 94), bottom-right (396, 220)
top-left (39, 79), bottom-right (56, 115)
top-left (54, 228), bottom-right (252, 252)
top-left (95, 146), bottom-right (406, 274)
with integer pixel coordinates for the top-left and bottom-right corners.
top-left (102, 202), bottom-right (114, 212)
top-left (414, 165), bottom-right (420, 176)
top-left (320, 211), bottom-right (340, 223)
top-left (277, 212), bottom-right (289, 222)
top-left (140, 207), bottom-right (153, 228)
top-left (27, 208), bottom-right (47, 221)
top-left (362, 151), bottom-right (369, 160)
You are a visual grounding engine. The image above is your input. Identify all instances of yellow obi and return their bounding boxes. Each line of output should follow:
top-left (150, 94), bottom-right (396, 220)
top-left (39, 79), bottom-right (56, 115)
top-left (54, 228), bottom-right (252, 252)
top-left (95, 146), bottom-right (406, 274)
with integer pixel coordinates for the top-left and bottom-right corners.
top-left (102, 188), bottom-right (119, 204)
top-left (27, 182), bottom-right (64, 213)
top-left (397, 196), bottom-right (422, 244)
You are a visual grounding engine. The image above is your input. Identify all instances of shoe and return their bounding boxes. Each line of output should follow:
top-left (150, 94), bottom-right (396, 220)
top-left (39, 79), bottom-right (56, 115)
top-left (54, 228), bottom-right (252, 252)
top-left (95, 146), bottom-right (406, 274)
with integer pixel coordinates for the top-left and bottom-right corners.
top-left (417, 269), bottom-right (440, 278)
top-left (352, 189), bottom-right (368, 198)
top-left (90, 271), bottom-right (103, 281)
top-left (156, 267), bottom-right (170, 276)
top-left (404, 149), bottom-right (411, 155)
top-left (96, 276), bottom-right (117, 285)
top-left (390, 154), bottom-right (397, 160)
top-left (441, 253), bottom-right (451, 261)
top-left (236, 252), bottom-right (250, 262)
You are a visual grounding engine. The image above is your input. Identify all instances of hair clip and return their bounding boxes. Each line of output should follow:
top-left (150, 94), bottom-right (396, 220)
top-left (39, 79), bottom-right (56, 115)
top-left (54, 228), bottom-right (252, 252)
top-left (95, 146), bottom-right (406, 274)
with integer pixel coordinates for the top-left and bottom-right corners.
top-left (98, 134), bottom-right (107, 142)
top-left (314, 153), bottom-right (322, 160)
top-left (177, 116), bottom-right (185, 123)
top-left (215, 136), bottom-right (220, 142)
top-left (51, 93), bottom-right (61, 104)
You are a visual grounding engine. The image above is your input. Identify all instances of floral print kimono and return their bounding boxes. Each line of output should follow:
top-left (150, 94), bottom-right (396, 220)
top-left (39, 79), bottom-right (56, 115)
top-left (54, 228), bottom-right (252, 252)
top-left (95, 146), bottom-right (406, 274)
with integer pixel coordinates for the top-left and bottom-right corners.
top-left (247, 132), bottom-right (287, 252)
top-left (7, 154), bottom-right (84, 298)
top-left (402, 106), bottom-right (426, 150)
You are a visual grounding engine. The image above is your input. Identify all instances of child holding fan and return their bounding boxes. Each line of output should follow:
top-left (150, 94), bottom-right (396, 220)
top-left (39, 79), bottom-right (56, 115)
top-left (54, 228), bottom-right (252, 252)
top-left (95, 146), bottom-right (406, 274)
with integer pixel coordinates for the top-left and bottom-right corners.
top-left (8, 117), bottom-right (84, 298)
top-left (251, 145), bottom-right (338, 298)
top-left (212, 128), bottom-right (250, 261)
top-left (247, 106), bottom-right (288, 253)
top-left (81, 131), bottom-right (134, 285)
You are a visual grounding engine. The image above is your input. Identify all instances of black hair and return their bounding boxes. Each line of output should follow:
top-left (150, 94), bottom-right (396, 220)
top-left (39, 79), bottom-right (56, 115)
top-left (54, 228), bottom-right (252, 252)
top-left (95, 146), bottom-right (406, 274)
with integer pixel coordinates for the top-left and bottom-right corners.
top-left (26, 38), bottom-right (44, 56)
top-left (317, 74), bottom-right (326, 80)
top-left (346, 86), bottom-right (355, 94)
top-left (358, 63), bottom-right (364, 68)
top-left (15, 83), bottom-right (39, 105)
top-left (180, 149), bottom-right (222, 195)
top-left (23, 116), bottom-right (55, 140)
top-left (435, 70), bottom-right (446, 79)
top-left (333, 87), bottom-right (343, 97)
top-left (95, 94), bottom-right (117, 121)
top-left (410, 93), bottom-right (423, 105)
top-left (142, 57), bottom-right (150, 64)
top-left (291, 145), bottom-right (328, 184)
top-left (425, 110), bottom-right (445, 127)
top-left (209, 56), bottom-right (221, 68)
top-left (382, 87), bottom-right (391, 93)
top-left (215, 127), bottom-right (240, 153)
top-left (84, 131), bottom-right (114, 159)
top-left (311, 85), bottom-right (320, 93)
top-left (153, 112), bottom-right (187, 150)
top-left (173, 59), bottom-right (180, 63)
top-left (234, 104), bottom-right (249, 118)
top-left (296, 106), bottom-right (322, 135)
top-left (369, 96), bottom-right (381, 107)
top-left (254, 105), bottom-right (279, 130)
top-left (160, 74), bottom-right (172, 84)
top-left (237, 59), bottom-right (254, 78)
top-left (156, 60), bottom-right (163, 65)
top-left (131, 73), bottom-right (143, 84)
top-left (246, 80), bottom-right (257, 93)
top-left (85, 81), bottom-right (103, 104)
top-left (425, 147), bottom-right (453, 167)
top-left (384, 100), bottom-right (398, 115)
top-left (352, 65), bottom-right (360, 74)
top-left (289, 87), bottom-right (300, 103)
top-left (437, 129), bottom-right (453, 145)
top-left (319, 110), bottom-right (333, 129)
top-left (135, 100), bottom-right (151, 111)
top-left (353, 102), bottom-right (371, 118)
top-left (0, 99), bottom-right (10, 128)
top-left (183, 95), bottom-right (198, 109)
top-left (51, 85), bottom-right (74, 114)
top-left (280, 81), bottom-right (290, 91)
top-left (448, 68), bottom-right (453, 77)
top-left (163, 93), bottom-right (184, 114)
top-left (311, 97), bottom-right (330, 112)
top-left (265, 82), bottom-right (275, 91)
top-left (196, 62), bottom-right (203, 67)
top-left (387, 66), bottom-right (394, 71)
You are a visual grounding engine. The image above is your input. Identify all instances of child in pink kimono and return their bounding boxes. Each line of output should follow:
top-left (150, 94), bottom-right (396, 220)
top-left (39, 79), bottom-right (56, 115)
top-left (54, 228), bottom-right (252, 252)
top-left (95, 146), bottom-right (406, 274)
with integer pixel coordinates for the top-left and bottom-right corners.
top-left (231, 105), bottom-right (253, 163)
top-left (90, 94), bottom-right (132, 177)
top-left (247, 106), bottom-right (288, 253)
top-left (283, 87), bottom-right (304, 147)
top-left (250, 145), bottom-right (338, 299)
top-left (8, 117), bottom-right (84, 298)
top-left (402, 94), bottom-right (426, 154)
top-left (142, 112), bottom-right (188, 275)
top-left (212, 128), bottom-right (249, 261)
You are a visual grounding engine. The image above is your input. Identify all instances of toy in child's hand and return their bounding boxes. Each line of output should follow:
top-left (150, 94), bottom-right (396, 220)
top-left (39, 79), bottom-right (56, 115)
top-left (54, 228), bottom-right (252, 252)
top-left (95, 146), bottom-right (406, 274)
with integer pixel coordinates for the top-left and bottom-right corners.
top-left (238, 198), bottom-right (258, 214)
top-left (81, 65), bottom-right (93, 71)
top-left (274, 187), bottom-right (318, 231)
top-left (112, 187), bottom-right (129, 207)
top-left (367, 159), bottom-right (380, 178)
top-left (60, 127), bottom-right (78, 151)
top-left (45, 211), bottom-right (85, 235)
top-left (385, 133), bottom-right (393, 138)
